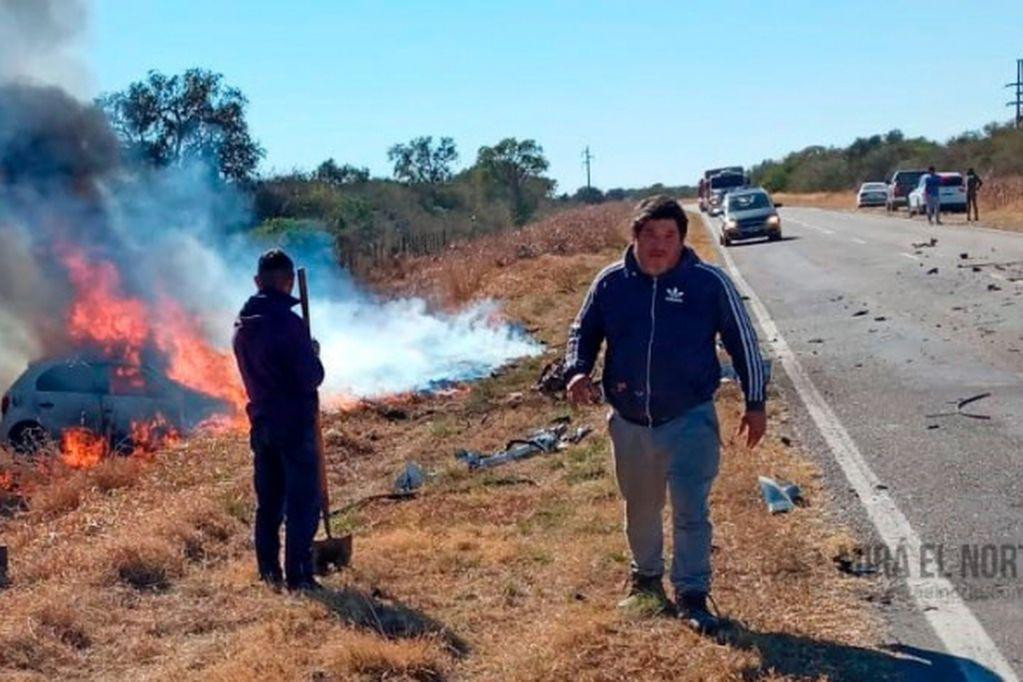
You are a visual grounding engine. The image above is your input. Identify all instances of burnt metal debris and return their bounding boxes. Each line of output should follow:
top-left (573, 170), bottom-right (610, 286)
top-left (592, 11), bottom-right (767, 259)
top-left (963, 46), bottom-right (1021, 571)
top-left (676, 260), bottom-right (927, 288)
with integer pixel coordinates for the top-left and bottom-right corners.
top-left (456, 422), bottom-right (593, 471)
top-left (535, 358), bottom-right (569, 396)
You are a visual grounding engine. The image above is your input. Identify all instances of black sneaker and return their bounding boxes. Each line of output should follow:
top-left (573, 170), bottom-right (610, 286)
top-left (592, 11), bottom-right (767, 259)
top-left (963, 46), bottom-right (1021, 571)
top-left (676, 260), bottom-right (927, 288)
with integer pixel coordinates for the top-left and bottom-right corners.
top-left (617, 574), bottom-right (671, 615)
top-left (677, 591), bottom-right (720, 636)
top-left (259, 572), bottom-right (284, 590)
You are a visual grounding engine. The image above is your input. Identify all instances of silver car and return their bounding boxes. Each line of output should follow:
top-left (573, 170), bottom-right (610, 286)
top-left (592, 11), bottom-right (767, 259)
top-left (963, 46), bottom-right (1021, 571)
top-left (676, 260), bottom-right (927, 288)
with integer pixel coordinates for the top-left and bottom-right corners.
top-left (1, 356), bottom-right (221, 454)
top-left (719, 188), bottom-right (782, 246)
top-left (856, 182), bottom-right (888, 207)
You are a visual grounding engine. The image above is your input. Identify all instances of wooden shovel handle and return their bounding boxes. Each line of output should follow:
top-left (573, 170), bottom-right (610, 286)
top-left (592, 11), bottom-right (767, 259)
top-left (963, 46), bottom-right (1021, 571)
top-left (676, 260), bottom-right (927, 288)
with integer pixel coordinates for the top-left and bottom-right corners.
top-left (297, 268), bottom-right (331, 537)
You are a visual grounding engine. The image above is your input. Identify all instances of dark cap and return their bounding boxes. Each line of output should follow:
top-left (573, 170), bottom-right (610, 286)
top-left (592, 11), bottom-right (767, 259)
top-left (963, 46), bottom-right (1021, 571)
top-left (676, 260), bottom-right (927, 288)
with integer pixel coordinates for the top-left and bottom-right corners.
top-left (257, 248), bottom-right (295, 276)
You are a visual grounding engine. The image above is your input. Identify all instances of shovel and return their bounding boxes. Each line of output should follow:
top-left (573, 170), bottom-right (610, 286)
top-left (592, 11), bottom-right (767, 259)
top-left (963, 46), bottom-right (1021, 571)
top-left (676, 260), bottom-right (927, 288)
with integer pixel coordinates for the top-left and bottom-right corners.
top-left (297, 267), bottom-right (353, 574)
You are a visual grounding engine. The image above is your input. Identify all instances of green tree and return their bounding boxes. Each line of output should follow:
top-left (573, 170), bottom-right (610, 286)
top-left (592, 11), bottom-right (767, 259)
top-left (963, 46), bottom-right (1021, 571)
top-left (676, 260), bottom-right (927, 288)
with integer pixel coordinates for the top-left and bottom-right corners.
top-left (97, 68), bottom-right (263, 183)
top-left (475, 138), bottom-right (552, 224)
top-left (387, 136), bottom-right (458, 184)
top-left (573, 186), bottom-right (604, 204)
top-left (315, 158), bottom-right (370, 185)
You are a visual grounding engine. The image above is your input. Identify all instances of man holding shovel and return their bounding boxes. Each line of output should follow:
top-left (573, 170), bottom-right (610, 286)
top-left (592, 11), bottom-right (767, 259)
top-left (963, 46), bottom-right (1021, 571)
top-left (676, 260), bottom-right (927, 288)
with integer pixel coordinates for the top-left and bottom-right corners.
top-left (233, 249), bottom-right (325, 591)
top-left (565, 196), bottom-right (766, 635)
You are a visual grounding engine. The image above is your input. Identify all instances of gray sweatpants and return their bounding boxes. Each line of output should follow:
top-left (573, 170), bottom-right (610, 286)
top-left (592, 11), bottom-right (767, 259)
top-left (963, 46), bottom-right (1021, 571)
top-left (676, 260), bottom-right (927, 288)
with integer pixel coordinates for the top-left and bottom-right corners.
top-left (925, 195), bottom-right (941, 223)
top-left (608, 401), bottom-right (720, 594)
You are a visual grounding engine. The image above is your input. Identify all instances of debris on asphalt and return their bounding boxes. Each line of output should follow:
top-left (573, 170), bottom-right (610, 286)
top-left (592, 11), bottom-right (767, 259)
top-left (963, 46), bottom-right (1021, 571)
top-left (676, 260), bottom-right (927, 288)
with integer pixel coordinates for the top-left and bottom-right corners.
top-left (852, 310), bottom-right (869, 317)
top-left (925, 392), bottom-right (993, 421)
top-left (780, 436), bottom-right (793, 447)
top-left (394, 461), bottom-right (425, 494)
top-left (456, 422), bottom-right (593, 471)
top-left (757, 475), bottom-right (802, 514)
top-left (960, 253), bottom-right (969, 260)
top-left (988, 284), bottom-right (1002, 291)
top-left (808, 338), bottom-right (825, 344)
top-left (926, 268), bottom-right (939, 275)
top-left (912, 238), bottom-right (938, 248)
top-left (873, 316), bottom-right (887, 322)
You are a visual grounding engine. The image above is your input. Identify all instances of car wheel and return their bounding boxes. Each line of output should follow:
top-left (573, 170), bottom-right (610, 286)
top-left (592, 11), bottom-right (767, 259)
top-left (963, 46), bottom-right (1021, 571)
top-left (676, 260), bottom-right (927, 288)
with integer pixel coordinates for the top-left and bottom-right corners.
top-left (9, 421), bottom-right (50, 455)
top-left (722, 236), bottom-right (732, 247)
top-left (768, 232), bottom-right (781, 241)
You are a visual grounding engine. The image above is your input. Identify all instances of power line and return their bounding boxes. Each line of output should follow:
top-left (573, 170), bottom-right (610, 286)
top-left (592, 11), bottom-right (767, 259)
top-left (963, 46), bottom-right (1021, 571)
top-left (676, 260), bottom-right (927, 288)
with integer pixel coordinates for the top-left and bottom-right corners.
top-left (1006, 58), bottom-right (1023, 129)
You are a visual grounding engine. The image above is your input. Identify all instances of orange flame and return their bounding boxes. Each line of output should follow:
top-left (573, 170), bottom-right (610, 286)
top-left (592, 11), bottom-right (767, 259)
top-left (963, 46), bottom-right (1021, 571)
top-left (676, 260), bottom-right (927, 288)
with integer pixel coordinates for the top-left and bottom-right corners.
top-left (0, 471), bottom-right (13, 491)
top-left (57, 248), bottom-right (247, 438)
top-left (152, 297), bottom-right (247, 424)
top-left (60, 427), bottom-right (108, 469)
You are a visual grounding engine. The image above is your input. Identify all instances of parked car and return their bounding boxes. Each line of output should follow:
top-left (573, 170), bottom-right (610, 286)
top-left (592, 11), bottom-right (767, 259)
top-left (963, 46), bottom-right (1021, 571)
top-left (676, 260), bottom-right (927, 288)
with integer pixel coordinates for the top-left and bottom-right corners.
top-left (856, 182), bottom-right (888, 208)
top-left (718, 187), bottom-right (782, 246)
top-left (1, 355), bottom-right (224, 454)
top-left (885, 169), bottom-right (926, 212)
top-left (907, 172), bottom-right (967, 216)
top-left (707, 171), bottom-right (748, 216)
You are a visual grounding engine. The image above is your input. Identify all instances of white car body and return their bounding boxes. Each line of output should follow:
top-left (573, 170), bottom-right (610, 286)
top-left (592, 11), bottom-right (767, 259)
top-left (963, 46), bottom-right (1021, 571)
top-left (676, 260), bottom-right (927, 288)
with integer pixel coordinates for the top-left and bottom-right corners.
top-left (856, 182), bottom-right (888, 207)
top-left (1, 356), bottom-right (219, 453)
top-left (907, 173), bottom-right (967, 215)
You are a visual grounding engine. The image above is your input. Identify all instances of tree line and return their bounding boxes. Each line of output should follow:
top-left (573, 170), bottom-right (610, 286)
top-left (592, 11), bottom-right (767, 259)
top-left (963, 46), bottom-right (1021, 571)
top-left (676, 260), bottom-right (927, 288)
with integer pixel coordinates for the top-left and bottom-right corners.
top-left (751, 124), bottom-right (1023, 193)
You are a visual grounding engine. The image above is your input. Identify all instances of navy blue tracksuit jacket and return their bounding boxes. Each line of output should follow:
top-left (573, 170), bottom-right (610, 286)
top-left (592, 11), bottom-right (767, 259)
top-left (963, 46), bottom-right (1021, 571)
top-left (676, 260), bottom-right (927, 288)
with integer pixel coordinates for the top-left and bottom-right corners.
top-left (566, 245), bottom-right (766, 426)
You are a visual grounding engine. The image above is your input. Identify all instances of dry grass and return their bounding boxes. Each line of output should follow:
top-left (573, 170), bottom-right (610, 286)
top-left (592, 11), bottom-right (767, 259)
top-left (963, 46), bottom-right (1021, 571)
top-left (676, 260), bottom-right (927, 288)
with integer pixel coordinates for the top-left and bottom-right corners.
top-left (0, 200), bottom-right (898, 680)
top-left (772, 191), bottom-right (856, 210)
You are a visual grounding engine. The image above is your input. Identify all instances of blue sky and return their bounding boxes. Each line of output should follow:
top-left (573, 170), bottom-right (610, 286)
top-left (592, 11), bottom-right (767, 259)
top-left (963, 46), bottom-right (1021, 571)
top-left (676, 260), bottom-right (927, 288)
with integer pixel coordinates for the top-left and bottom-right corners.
top-left (88, 1), bottom-right (1023, 191)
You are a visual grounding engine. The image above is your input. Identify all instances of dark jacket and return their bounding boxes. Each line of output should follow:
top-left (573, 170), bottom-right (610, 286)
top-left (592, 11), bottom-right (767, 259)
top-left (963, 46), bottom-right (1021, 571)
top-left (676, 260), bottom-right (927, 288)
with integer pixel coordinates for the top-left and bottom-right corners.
top-left (566, 245), bottom-right (766, 426)
top-left (233, 289), bottom-right (324, 430)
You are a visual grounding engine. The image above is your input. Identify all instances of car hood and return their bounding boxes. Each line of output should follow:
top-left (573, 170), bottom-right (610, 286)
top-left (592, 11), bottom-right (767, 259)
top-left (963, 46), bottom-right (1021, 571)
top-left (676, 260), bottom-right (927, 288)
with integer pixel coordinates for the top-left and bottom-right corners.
top-left (728, 207), bottom-right (776, 220)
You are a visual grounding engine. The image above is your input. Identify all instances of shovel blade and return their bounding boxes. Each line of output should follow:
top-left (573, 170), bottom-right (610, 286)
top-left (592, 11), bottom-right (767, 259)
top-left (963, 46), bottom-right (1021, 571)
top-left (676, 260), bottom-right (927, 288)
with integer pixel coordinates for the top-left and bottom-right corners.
top-left (313, 534), bottom-right (353, 575)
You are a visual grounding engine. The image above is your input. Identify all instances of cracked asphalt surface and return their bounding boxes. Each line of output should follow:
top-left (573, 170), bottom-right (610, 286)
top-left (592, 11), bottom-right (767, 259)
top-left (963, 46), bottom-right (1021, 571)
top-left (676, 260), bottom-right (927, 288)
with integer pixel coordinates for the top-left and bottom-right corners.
top-left (710, 206), bottom-right (1023, 679)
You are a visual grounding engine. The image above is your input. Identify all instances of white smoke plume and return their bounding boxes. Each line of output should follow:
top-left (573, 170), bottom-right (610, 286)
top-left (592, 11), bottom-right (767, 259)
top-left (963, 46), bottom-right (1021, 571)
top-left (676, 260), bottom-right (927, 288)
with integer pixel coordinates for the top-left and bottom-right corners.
top-left (0, 0), bottom-right (92, 97)
top-left (0, 5), bottom-right (540, 408)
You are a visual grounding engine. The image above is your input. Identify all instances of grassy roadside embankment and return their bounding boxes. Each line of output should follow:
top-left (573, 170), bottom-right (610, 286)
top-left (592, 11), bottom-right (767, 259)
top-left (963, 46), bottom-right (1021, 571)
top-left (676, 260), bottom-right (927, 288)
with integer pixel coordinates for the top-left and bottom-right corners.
top-left (0, 202), bottom-right (899, 680)
top-left (774, 176), bottom-right (1023, 233)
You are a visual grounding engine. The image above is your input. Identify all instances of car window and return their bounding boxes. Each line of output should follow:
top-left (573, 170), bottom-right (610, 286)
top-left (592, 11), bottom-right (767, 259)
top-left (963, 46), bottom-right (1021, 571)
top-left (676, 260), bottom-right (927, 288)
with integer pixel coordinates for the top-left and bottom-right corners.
top-left (940, 175), bottom-right (963, 186)
top-left (105, 365), bottom-right (154, 397)
top-left (35, 363), bottom-right (101, 393)
top-left (710, 173), bottom-right (745, 189)
top-left (728, 193), bottom-right (771, 211)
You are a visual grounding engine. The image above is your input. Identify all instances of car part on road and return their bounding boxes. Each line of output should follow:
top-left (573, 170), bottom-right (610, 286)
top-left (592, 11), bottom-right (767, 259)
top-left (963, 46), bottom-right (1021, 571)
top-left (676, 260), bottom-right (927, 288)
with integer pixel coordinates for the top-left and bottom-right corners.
top-left (924, 392), bottom-right (992, 421)
top-left (456, 422), bottom-right (592, 471)
top-left (757, 475), bottom-right (802, 513)
top-left (912, 238), bottom-right (938, 248)
top-left (394, 461), bottom-right (424, 494)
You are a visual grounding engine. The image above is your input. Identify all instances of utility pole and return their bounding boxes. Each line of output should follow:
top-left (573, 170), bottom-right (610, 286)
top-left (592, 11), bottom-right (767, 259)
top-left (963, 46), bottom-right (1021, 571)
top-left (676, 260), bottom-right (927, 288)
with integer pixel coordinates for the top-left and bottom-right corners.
top-left (1007, 58), bottom-right (1023, 129)
top-left (582, 146), bottom-right (593, 189)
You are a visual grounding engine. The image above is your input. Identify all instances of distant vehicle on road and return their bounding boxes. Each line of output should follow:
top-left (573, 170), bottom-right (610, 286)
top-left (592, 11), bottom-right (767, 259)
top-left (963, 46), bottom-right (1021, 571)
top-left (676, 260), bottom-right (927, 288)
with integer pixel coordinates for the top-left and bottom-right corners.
top-left (856, 182), bottom-right (888, 208)
top-left (907, 172), bottom-right (967, 216)
top-left (699, 166), bottom-right (744, 212)
top-left (707, 171), bottom-right (748, 216)
top-left (718, 187), bottom-right (782, 246)
top-left (1, 356), bottom-right (223, 454)
top-left (885, 169), bottom-right (926, 213)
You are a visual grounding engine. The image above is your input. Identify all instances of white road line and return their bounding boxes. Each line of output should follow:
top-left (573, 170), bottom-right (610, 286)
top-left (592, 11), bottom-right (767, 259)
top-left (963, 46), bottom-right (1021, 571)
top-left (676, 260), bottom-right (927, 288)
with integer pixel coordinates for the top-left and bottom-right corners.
top-left (788, 217), bottom-right (835, 235)
top-left (900, 252), bottom-right (920, 261)
top-left (698, 212), bottom-right (1019, 682)
top-left (851, 238), bottom-right (867, 245)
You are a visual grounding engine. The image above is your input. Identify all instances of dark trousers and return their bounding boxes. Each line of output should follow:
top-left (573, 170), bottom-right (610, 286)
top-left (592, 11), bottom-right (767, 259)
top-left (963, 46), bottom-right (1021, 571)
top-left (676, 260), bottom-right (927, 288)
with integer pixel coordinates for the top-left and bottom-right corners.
top-left (250, 420), bottom-right (321, 585)
top-left (967, 193), bottom-right (979, 221)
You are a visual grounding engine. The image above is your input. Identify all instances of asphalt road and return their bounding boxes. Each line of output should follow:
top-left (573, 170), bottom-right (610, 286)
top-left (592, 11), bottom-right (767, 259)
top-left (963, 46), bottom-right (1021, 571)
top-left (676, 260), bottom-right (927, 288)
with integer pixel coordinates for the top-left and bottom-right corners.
top-left (703, 206), bottom-right (1023, 680)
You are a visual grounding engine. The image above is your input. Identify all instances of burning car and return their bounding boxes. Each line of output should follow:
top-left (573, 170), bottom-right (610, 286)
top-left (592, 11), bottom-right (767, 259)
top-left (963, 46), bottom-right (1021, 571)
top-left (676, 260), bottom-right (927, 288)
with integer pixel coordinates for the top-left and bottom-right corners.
top-left (1, 355), bottom-right (226, 460)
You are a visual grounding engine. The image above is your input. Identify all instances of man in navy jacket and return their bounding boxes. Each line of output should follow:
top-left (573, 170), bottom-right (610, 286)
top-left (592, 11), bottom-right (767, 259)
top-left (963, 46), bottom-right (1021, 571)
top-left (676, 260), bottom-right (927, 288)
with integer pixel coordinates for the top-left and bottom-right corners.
top-left (233, 249), bottom-right (325, 591)
top-left (566, 195), bottom-right (766, 633)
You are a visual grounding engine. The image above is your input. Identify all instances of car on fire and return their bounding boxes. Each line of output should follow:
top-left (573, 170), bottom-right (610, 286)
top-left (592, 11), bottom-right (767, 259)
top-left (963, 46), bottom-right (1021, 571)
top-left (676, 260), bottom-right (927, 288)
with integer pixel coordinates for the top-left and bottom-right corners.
top-left (1, 355), bottom-right (225, 454)
top-left (718, 187), bottom-right (782, 246)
